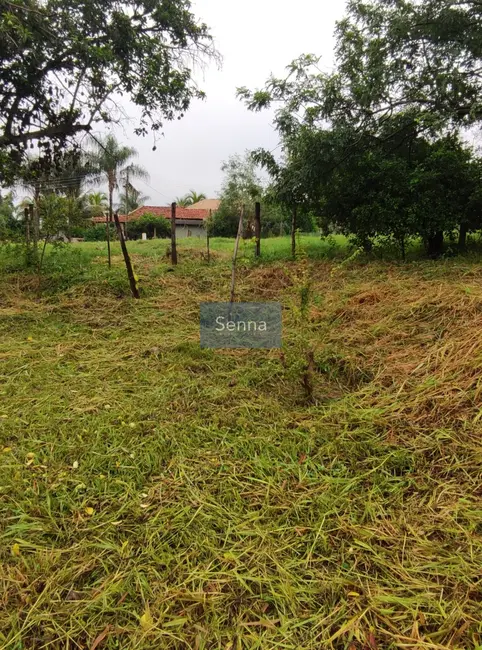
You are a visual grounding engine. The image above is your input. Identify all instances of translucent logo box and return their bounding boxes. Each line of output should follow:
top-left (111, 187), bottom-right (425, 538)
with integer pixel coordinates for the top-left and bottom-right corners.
top-left (200, 302), bottom-right (282, 349)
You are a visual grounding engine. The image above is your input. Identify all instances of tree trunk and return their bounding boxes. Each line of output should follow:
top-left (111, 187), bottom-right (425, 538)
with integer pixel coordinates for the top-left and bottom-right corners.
top-left (427, 231), bottom-right (444, 258)
top-left (459, 222), bottom-right (468, 252)
top-left (107, 185), bottom-right (113, 268)
top-left (32, 188), bottom-right (40, 265)
top-left (291, 204), bottom-right (297, 260)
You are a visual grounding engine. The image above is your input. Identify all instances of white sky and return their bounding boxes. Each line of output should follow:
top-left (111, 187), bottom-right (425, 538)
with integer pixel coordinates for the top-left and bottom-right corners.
top-left (100, 0), bottom-right (348, 205)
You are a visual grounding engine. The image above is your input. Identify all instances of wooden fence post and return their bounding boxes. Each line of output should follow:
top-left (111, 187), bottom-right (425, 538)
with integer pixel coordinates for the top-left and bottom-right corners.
top-left (207, 209), bottom-right (211, 263)
top-left (254, 201), bottom-right (261, 257)
top-left (171, 202), bottom-right (178, 265)
top-left (230, 205), bottom-right (244, 304)
top-left (291, 204), bottom-right (297, 260)
top-left (113, 212), bottom-right (140, 299)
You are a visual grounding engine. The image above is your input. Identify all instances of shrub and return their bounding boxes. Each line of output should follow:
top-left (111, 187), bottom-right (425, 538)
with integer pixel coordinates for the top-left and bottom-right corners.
top-left (127, 214), bottom-right (171, 239)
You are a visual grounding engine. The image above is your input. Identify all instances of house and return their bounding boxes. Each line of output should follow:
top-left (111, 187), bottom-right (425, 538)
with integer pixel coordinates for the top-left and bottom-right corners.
top-left (92, 205), bottom-right (211, 239)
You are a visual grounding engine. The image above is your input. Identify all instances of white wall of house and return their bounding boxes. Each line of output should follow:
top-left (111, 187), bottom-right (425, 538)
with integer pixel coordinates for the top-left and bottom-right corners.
top-left (175, 223), bottom-right (206, 239)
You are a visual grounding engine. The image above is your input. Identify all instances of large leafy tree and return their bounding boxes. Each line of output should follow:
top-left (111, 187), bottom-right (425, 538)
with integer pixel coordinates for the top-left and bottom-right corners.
top-left (238, 0), bottom-right (482, 256)
top-left (0, 0), bottom-right (216, 184)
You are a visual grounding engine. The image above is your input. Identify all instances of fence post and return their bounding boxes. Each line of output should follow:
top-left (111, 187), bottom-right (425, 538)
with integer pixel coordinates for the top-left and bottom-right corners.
top-left (113, 212), bottom-right (140, 299)
top-left (230, 205), bottom-right (244, 304)
top-left (291, 204), bottom-right (297, 260)
top-left (207, 209), bottom-right (211, 263)
top-left (255, 201), bottom-right (261, 257)
top-left (171, 202), bottom-right (178, 265)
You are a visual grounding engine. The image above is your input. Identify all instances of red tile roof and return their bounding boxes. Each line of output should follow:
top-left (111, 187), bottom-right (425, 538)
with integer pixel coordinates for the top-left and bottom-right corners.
top-left (92, 206), bottom-right (210, 224)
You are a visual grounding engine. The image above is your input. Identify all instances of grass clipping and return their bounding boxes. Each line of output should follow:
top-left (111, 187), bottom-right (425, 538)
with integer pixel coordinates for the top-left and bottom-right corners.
top-left (0, 246), bottom-right (481, 649)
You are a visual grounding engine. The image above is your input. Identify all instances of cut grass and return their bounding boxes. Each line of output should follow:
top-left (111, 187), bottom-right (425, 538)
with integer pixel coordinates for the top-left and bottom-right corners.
top-left (0, 241), bottom-right (481, 649)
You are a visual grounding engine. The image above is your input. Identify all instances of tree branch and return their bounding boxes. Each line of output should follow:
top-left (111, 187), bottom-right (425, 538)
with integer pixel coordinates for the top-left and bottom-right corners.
top-left (0, 123), bottom-right (91, 147)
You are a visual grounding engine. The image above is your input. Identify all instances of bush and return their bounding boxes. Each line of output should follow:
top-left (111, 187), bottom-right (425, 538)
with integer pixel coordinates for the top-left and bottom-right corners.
top-left (127, 214), bottom-right (171, 239)
top-left (82, 224), bottom-right (117, 241)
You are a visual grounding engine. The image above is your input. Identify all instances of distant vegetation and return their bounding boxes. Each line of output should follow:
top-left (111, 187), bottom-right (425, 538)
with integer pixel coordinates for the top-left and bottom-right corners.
top-left (239, 0), bottom-right (482, 258)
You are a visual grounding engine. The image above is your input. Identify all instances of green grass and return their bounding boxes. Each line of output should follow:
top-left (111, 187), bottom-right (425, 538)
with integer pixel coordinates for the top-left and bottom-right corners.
top-left (0, 240), bottom-right (481, 649)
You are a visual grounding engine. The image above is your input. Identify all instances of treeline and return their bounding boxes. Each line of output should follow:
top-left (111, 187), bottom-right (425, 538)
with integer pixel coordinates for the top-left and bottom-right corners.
top-left (238, 0), bottom-right (482, 258)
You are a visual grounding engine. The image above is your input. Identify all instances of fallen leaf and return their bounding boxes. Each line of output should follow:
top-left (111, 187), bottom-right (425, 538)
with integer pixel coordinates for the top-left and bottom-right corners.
top-left (11, 543), bottom-right (21, 557)
top-left (347, 592), bottom-right (361, 598)
top-left (72, 460), bottom-right (79, 469)
top-left (90, 625), bottom-right (111, 650)
top-left (2, 447), bottom-right (12, 453)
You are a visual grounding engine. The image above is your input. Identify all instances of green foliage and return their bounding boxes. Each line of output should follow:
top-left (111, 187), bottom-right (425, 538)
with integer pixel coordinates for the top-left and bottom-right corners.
top-left (238, 3), bottom-right (482, 257)
top-left (176, 190), bottom-right (207, 207)
top-left (208, 154), bottom-right (263, 237)
top-left (80, 224), bottom-right (117, 242)
top-left (0, 191), bottom-right (16, 238)
top-left (0, 0), bottom-right (216, 184)
top-left (127, 214), bottom-right (171, 239)
top-left (87, 192), bottom-right (108, 218)
top-left (39, 193), bottom-right (90, 240)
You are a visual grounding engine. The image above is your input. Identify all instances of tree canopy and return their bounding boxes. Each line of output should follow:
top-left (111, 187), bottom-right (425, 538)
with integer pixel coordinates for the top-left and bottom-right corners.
top-left (237, 0), bottom-right (482, 256)
top-left (0, 0), bottom-right (217, 184)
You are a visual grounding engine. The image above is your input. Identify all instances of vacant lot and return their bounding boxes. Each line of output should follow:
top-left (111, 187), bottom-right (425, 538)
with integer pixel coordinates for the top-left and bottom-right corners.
top-left (0, 239), bottom-right (481, 649)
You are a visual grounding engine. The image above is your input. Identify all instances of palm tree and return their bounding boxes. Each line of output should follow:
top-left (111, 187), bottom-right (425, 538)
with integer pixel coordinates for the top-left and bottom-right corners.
top-left (175, 195), bottom-right (192, 208)
top-left (118, 183), bottom-right (149, 214)
top-left (86, 135), bottom-right (149, 267)
top-left (87, 192), bottom-right (108, 217)
top-left (186, 190), bottom-right (207, 205)
top-left (174, 191), bottom-right (207, 208)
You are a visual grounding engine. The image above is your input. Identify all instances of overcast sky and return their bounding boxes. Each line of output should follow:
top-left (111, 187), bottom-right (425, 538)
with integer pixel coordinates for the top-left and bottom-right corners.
top-left (101, 0), bottom-right (348, 205)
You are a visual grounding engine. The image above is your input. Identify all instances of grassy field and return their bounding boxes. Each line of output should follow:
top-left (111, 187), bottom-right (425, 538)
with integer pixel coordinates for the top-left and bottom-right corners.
top-left (0, 237), bottom-right (481, 649)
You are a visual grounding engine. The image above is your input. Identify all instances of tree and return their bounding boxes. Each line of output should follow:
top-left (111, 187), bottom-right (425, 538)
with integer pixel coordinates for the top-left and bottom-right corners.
top-left (128, 214), bottom-right (171, 240)
top-left (332, 0), bottom-right (482, 133)
top-left (18, 152), bottom-right (91, 260)
top-left (175, 195), bottom-right (192, 208)
top-left (237, 0), bottom-right (482, 257)
top-left (87, 192), bottom-right (108, 218)
top-left (36, 192), bottom-right (89, 271)
top-left (118, 183), bottom-right (149, 215)
top-left (185, 190), bottom-right (207, 205)
top-left (0, 190), bottom-right (15, 238)
top-left (209, 154), bottom-right (263, 237)
top-left (86, 134), bottom-right (149, 266)
top-left (175, 190), bottom-right (206, 207)
top-left (0, 0), bottom-right (217, 185)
